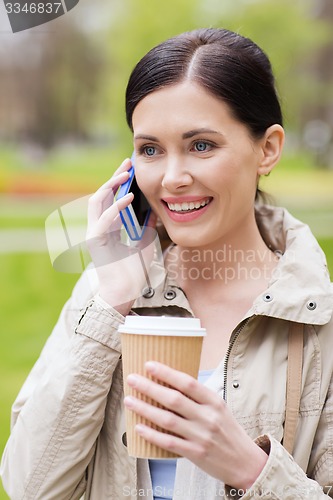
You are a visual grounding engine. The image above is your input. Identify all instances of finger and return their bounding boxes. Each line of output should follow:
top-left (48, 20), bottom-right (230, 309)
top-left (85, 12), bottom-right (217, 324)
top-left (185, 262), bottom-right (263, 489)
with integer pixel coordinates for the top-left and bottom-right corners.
top-left (126, 373), bottom-right (198, 420)
top-left (134, 422), bottom-right (201, 459)
top-left (124, 394), bottom-right (185, 434)
top-left (89, 170), bottom-right (130, 206)
top-left (112, 212), bottom-right (123, 232)
top-left (87, 171), bottom-right (131, 227)
top-left (87, 157), bottom-right (132, 219)
top-left (100, 159), bottom-right (132, 213)
top-left (94, 158), bottom-right (131, 197)
top-left (92, 192), bottom-right (134, 236)
top-left (123, 394), bottom-right (199, 448)
top-left (144, 362), bottom-right (217, 405)
top-left (88, 158), bottom-right (132, 223)
top-left (98, 158), bottom-right (132, 191)
top-left (112, 157), bottom-right (132, 177)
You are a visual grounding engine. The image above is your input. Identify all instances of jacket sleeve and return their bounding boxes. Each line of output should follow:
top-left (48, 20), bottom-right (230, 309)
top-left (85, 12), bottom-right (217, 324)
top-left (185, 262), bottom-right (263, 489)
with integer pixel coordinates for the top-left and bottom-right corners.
top-left (225, 319), bottom-right (333, 500)
top-left (225, 365), bottom-right (333, 500)
top-left (225, 434), bottom-right (332, 499)
top-left (0, 270), bottom-right (125, 500)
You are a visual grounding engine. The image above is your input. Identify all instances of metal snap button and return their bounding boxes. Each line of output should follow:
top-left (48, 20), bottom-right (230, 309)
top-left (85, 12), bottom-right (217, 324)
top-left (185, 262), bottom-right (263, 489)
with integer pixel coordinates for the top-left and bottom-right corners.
top-left (263, 293), bottom-right (273, 302)
top-left (122, 432), bottom-right (127, 447)
top-left (142, 286), bottom-right (155, 299)
top-left (164, 289), bottom-right (176, 300)
top-left (306, 300), bottom-right (317, 311)
top-left (232, 381), bottom-right (240, 389)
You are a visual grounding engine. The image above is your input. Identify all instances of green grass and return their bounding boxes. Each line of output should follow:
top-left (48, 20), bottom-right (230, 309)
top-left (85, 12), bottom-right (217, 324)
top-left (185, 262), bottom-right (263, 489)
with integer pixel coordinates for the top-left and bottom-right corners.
top-left (0, 216), bottom-right (47, 229)
top-left (0, 253), bottom-right (78, 499)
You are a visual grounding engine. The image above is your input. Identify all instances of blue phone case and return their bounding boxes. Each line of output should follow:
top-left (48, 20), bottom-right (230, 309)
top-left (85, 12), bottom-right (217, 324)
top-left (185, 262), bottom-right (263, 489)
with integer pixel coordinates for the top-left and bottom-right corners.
top-left (116, 165), bottom-right (151, 241)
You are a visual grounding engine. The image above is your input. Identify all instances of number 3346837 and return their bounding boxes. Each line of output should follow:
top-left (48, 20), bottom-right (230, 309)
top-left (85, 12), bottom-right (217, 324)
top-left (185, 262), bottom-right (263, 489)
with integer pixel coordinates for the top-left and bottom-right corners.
top-left (5, 3), bottom-right (62, 14)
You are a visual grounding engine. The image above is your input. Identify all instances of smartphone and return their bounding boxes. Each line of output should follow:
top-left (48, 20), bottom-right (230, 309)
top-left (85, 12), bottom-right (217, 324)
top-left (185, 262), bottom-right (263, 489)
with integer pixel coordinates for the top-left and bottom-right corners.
top-left (116, 159), bottom-right (151, 241)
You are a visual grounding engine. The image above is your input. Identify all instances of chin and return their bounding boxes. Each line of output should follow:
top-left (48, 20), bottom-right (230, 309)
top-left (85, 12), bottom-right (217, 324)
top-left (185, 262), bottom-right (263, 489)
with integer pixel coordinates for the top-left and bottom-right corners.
top-left (165, 227), bottom-right (211, 248)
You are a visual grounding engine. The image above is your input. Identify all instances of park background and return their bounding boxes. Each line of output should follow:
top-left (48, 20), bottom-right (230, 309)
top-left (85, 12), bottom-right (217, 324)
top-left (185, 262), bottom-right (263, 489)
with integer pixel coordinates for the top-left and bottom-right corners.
top-left (0, 0), bottom-right (332, 497)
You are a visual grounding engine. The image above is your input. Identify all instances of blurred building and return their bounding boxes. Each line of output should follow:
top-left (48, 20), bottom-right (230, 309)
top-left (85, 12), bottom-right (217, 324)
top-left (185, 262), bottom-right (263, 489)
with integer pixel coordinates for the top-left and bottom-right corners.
top-left (0, 16), bottom-right (105, 148)
top-left (301, 0), bottom-right (333, 167)
top-left (0, 0), bottom-right (332, 164)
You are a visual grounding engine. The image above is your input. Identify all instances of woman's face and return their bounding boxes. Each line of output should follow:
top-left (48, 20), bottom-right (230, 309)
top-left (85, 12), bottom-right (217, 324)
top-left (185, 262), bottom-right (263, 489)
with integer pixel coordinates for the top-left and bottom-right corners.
top-left (132, 81), bottom-right (267, 248)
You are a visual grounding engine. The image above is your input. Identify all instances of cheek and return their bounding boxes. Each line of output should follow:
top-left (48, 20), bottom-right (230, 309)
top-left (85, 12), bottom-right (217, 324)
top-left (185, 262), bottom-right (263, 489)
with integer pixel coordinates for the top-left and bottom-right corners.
top-left (222, 156), bottom-right (258, 186)
top-left (135, 168), bottom-right (159, 200)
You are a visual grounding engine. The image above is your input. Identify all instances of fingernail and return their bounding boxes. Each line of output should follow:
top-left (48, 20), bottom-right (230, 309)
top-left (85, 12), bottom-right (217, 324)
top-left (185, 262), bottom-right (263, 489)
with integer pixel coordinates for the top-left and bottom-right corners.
top-left (145, 361), bottom-right (157, 373)
top-left (123, 192), bottom-right (133, 199)
top-left (124, 396), bottom-right (135, 408)
top-left (135, 424), bottom-right (145, 434)
top-left (127, 374), bottom-right (139, 386)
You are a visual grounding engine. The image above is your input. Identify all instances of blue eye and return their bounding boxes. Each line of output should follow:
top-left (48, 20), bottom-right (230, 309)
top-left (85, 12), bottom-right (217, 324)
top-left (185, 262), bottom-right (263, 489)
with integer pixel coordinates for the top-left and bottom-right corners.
top-left (144, 146), bottom-right (156, 156)
top-left (194, 141), bottom-right (209, 152)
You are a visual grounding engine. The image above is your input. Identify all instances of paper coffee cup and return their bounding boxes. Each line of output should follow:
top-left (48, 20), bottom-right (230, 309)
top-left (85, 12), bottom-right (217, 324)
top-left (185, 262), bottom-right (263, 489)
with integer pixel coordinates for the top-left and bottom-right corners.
top-left (119, 315), bottom-right (206, 459)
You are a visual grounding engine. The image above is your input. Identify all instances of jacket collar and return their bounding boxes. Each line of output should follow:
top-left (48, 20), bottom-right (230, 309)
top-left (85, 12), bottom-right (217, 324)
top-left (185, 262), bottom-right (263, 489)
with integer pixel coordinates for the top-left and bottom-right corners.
top-left (134, 205), bottom-right (333, 326)
top-left (250, 205), bottom-right (332, 325)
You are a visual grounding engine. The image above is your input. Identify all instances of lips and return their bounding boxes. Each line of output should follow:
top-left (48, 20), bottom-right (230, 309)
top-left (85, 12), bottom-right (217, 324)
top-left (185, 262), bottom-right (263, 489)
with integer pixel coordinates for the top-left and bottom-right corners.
top-left (161, 196), bottom-right (212, 222)
top-left (166, 198), bottom-right (211, 213)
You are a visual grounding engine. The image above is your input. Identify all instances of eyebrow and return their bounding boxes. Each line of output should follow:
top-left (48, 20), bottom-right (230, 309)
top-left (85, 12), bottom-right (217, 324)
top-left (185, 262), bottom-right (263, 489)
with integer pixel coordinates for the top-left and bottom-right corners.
top-left (134, 134), bottom-right (159, 142)
top-left (134, 129), bottom-right (223, 142)
top-left (182, 128), bottom-right (223, 139)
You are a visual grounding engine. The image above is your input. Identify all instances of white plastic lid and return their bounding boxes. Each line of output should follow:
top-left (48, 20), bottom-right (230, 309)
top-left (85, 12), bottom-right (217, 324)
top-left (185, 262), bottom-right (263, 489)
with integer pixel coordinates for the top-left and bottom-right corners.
top-left (118, 315), bottom-right (206, 336)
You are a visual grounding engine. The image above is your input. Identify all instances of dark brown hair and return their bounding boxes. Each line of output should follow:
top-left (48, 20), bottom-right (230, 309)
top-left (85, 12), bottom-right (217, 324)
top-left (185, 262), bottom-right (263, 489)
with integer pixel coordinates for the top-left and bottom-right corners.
top-left (125, 28), bottom-right (283, 138)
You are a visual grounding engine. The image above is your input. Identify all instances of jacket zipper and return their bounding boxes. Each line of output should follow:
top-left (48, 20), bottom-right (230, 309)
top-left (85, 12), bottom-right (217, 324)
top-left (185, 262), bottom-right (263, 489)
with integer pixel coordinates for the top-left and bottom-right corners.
top-left (223, 318), bottom-right (250, 402)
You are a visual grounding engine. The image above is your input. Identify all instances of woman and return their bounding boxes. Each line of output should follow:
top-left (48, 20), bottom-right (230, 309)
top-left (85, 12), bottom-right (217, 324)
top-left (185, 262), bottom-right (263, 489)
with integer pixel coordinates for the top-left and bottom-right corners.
top-left (1, 28), bottom-right (333, 499)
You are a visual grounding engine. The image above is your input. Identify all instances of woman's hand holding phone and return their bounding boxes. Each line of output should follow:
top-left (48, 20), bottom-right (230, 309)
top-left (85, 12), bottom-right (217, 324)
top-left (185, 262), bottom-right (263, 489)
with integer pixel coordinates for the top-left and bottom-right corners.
top-left (86, 158), bottom-right (157, 316)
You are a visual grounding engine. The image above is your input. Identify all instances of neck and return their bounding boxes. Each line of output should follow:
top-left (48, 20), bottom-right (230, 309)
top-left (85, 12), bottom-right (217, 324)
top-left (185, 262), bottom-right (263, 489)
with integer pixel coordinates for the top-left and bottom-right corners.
top-left (168, 216), bottom-right (279, 291)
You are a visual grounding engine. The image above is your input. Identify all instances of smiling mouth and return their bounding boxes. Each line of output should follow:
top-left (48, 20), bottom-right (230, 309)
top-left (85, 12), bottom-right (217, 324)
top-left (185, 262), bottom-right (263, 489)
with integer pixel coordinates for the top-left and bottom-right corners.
top-left (165, 198), bottom-right (212, 213)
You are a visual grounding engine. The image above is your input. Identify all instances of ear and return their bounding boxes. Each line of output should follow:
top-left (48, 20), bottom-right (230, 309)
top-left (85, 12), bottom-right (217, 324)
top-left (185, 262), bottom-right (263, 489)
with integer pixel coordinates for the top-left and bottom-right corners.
top-left (257, 124), bottom-right (285, 176)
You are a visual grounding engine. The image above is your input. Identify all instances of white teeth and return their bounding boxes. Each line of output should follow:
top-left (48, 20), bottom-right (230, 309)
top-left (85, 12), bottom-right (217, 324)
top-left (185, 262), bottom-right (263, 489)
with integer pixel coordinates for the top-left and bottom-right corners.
top-left (167, 198), bottom-right (210, 212)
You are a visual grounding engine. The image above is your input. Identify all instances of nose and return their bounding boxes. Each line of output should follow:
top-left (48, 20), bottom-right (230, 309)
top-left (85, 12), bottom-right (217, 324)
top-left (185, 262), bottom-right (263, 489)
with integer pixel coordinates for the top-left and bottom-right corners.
top-left (161, 155), bottom-right (193, 192)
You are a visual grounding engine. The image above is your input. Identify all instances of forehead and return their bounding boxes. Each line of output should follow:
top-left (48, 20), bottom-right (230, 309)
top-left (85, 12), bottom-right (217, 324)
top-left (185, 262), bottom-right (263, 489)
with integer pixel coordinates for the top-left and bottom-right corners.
top-left (132, 81), bottom-right (236, 133)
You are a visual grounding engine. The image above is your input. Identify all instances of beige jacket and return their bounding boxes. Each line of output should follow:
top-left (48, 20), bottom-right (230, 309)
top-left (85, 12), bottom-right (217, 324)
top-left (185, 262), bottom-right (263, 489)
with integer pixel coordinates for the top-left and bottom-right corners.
top-left (1, 205), bottom-right (333, 500)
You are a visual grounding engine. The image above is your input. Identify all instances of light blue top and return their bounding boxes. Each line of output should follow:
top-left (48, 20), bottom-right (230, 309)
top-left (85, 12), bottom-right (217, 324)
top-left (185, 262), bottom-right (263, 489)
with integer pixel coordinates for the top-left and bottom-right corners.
top-left (149, 369), bottom-right (214, 500)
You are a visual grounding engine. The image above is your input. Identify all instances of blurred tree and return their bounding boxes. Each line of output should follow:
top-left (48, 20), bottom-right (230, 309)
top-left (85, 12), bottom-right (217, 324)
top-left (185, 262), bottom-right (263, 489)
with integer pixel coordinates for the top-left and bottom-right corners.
top-left (0, 0), bottom-right (331, 157)
top-left (300, 0), bottom-right (333, 167)
top-left (32, 22), bottom-right (105, 148)
top-left (0, 18), bottom-right (105, 148)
